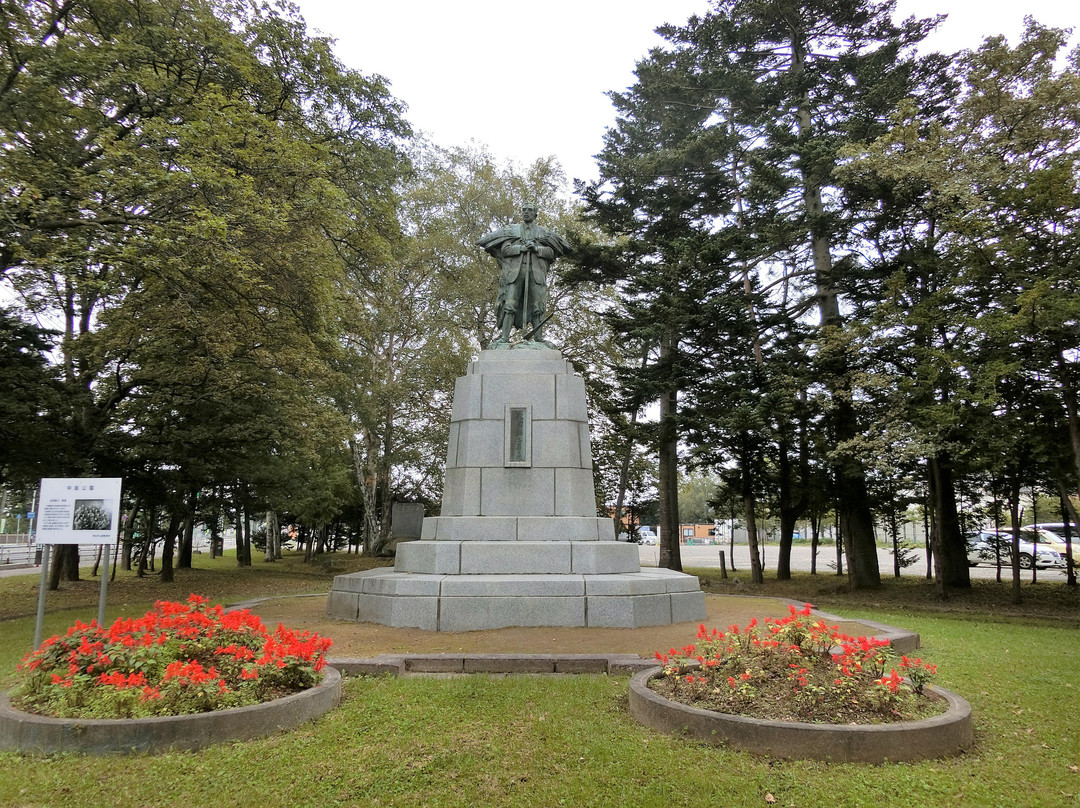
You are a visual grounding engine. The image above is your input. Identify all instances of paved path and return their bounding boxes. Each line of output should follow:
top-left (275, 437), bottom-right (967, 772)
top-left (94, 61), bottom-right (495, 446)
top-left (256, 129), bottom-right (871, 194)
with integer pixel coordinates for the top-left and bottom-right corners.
top-left (0, 563), bottom-right (38, 579)
top-left (252, 592), bottom-right (896, 659)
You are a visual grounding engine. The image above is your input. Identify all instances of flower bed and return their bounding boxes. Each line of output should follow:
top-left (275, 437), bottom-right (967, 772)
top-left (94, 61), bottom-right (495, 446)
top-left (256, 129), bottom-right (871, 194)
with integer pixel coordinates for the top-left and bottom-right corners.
top-left (652, 604), bottom-right (942, 724)
top-left (629, 604), bottom-right (973, 762)
top-left (0, 595), bottom-right (341, 754)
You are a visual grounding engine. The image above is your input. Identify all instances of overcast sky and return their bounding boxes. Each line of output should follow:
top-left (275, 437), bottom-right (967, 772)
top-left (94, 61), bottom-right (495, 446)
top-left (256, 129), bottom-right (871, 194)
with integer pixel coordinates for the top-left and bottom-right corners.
top-left (291, 0), bottom-right (1077, 186)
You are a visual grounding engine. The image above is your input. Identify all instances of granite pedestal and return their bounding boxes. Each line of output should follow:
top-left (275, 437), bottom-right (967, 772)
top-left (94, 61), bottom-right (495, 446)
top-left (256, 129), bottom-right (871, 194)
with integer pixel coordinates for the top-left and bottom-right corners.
top-left (328, 347), bottom-right (705, 631)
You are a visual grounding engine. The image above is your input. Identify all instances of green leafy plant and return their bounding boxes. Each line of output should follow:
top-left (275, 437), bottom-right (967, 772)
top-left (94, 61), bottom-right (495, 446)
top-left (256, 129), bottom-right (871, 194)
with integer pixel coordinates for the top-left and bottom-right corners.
top-left (652, 603), bottom-right (940, 723)
top-left (12, 594), bottom-right (332, 718)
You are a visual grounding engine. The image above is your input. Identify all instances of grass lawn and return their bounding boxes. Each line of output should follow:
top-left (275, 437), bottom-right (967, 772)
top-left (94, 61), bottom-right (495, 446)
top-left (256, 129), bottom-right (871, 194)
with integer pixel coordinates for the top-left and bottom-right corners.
top-left (0, 554), bottom-right (1077, 807)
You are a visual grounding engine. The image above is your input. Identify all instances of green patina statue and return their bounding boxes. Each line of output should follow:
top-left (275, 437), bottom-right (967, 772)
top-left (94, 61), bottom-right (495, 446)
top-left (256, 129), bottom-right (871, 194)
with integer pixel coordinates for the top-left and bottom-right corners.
top-left (477, 203), bottom-right (571, 348)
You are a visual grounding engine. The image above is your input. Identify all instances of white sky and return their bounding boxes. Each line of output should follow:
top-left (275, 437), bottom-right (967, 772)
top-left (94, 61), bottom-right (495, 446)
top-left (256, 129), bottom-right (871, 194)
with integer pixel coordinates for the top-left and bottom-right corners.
top-left (291, 0), bottom-right (1078, 186)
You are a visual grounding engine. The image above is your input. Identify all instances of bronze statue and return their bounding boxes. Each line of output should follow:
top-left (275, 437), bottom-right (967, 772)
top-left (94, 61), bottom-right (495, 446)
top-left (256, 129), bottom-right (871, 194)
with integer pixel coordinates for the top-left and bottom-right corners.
top-left (477, 203), bottom-right (571, 347)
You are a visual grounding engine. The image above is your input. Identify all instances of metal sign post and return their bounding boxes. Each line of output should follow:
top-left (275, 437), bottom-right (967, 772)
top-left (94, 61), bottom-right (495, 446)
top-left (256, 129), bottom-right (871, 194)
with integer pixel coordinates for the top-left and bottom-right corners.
top-left (98, 546), bottom-right (111, 627)
top-left (33, 544), bottom-right (51, 650)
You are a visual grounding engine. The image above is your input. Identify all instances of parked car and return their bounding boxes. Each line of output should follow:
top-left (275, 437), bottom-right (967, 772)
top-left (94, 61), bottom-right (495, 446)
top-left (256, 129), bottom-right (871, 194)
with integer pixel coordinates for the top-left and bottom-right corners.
top-left (966, 530), bottom-right (1065, 569)
top-left (1021, 524), bottom-right (1080, 564)
top-left (1026, 523), bottom-right (1073, 539)
top-left (638, 529), bottom-right (658, 546)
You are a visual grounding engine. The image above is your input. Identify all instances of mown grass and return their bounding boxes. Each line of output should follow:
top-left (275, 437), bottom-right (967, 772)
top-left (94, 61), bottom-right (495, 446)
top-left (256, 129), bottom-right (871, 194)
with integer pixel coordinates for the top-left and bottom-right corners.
top-left (0, 557), bottom-right (1077, 807)
top-left (689, 566), bottom-right (1080, 626)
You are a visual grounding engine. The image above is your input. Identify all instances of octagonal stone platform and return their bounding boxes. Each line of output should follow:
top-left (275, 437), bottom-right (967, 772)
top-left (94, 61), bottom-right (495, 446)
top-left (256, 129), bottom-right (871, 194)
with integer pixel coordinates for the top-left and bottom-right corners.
top-left (328, 346), bottom-right (705, 631)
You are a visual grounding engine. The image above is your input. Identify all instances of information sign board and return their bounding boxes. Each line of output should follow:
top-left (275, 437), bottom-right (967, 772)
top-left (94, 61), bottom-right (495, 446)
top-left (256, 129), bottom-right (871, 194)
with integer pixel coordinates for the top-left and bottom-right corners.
top-left (36, 478), bottom-right (123, 546)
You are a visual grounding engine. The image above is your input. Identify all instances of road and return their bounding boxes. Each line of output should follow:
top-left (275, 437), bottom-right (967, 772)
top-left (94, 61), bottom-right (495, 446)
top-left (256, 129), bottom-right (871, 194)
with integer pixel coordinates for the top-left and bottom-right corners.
top-left (637, 542), bottom-right (1074, 582)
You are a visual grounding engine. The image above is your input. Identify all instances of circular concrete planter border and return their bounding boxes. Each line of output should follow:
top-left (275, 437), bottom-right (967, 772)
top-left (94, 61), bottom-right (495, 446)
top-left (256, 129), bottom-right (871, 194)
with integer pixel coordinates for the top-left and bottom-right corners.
top-left (629, 667), bottom-right (973, 763)
top-left (0, 666), bottom-right (341, 755)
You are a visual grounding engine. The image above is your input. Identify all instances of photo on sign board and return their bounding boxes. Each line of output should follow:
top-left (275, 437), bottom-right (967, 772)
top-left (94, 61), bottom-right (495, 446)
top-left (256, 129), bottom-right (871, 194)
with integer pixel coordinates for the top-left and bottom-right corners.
top-left (72, 499), bottom-right (113, 531)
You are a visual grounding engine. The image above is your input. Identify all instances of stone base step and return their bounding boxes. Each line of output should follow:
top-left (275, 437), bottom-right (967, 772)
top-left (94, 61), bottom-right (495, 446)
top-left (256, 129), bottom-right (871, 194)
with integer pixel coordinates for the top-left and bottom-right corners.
top-left (327, 568), bottom-right (706, 631)
top-left (420, 515), bottom-right (616, 542)
top-left (394, 539), bottom-right (640, 575)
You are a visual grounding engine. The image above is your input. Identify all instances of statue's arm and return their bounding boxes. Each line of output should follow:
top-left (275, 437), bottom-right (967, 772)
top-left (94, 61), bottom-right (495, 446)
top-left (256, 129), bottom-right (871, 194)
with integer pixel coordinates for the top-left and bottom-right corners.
top-left (476, 226), bottom-right (514, 255)
top-left (537, 230), bottom-right (572, 259)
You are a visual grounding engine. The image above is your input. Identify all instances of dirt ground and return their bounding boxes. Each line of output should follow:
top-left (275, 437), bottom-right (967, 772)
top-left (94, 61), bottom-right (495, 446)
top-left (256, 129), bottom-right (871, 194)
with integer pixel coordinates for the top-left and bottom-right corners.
top-left (246, 593), bottom-right (865, 659)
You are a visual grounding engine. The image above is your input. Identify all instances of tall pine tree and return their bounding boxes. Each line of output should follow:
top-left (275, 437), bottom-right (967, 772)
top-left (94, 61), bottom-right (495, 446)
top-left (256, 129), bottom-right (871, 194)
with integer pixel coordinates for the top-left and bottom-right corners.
top-left (579, 0), bottom-right (943, 587)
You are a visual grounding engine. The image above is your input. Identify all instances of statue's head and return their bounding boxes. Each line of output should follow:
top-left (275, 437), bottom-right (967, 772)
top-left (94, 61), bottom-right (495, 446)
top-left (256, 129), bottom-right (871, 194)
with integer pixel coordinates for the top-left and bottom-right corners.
top-left (521, 203), bottom-right (537, 222)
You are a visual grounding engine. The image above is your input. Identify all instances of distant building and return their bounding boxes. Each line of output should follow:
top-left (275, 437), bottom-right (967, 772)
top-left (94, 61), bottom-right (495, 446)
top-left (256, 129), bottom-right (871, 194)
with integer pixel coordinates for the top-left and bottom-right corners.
top-left (679, 524), bottom-right (718, 544)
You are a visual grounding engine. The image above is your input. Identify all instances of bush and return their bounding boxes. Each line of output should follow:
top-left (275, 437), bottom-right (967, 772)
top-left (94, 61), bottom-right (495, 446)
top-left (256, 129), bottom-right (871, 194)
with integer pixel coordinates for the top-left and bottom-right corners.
top-left (652, 603), bottom-right (940, 723)
top-left (12, 594), bottom-right (331, 718)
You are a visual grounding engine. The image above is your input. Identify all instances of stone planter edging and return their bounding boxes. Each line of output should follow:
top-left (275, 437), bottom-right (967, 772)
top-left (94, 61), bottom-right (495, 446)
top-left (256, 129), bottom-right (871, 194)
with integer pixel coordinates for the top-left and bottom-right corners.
top-left (629, 666), bottom-right (973, 763)
top-left (328, 653), bottom-right (657, 677)
top-left (0, 666), bottom-right (341, 756)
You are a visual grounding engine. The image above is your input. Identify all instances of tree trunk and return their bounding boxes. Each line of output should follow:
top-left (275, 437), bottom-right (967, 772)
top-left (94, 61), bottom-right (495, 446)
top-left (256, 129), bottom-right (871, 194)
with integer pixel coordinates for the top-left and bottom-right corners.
top-left (1057, 351), bottom-right (1080, 497)
top-left (924, 492), bottom-right (933, 580)
top-left (612, 351), bottom-right (649, 539)
top-left (776, 437), bottom-right (793, 581)
top-left (925, 463), bottom-right (948, 599)
top-left (776, 510), bottom-right (796, 581)
top-left (351, 437), bottom-right (380, 556)
top-left (302, 525), bottom-right (313, 563)
top-left (890, 500), bottom-right (901, 579)
top-left (834, 508), bottom-right (844, 576)
top-left (612, 412), bottom-right (640, 540)
top-left (47, 544), bottom-right (79, 590)
top-left (159, 511), bottom-right (182, 583)
top-left (209, 491), bottom-right (221, 559)
top-left (744, 490), bottom-right (763, 585)
top-left (234, 499), bottom-right (250, 567)
top-left (379, 410), bottom-right (395, 550)
top-left (791, 35), bottom-right (879, 590)
top-left (136, 504), bottom-right (156, 578)
top-left (120, 502), bottom-right (138, 572)
top-left (1007, 479), bottom-right (1023, 605)
top-left (243, 508), bottom-right (252, 565)
top-left (657, 336), bottom-right (683, 572)
top-left (835, 422), bottom-right (880, 589)
top-left (929, 452), bottom-right (970, 588)
top-left (177, 489), bottom-right (196, 569)
top-left (774, 434), bottom-right (806, 581)
top-left (1055, 480), bottom-right (1077, 587)
top-left (265, 510), bottom-right (279, 562)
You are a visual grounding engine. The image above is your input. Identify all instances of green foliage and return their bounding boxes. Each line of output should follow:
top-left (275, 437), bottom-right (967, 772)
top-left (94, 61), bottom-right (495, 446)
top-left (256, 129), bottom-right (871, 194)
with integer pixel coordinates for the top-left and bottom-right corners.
top-left (838, 20), bottom-right (1080, 591)
top-left (0, 0), bottom-right (410, 546)
top-left (12, 594), bottom-right (331, 718)
top-left (678, 473), bottom-right (720, 525)
top-left (334, 143), bottom-right (622, 550)
top-left (653, 604), bottom-right (940, 722)
top-left (0, 308), bottom-right (68, 485)
top-left (575, 0), bottom-right (951, 586)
